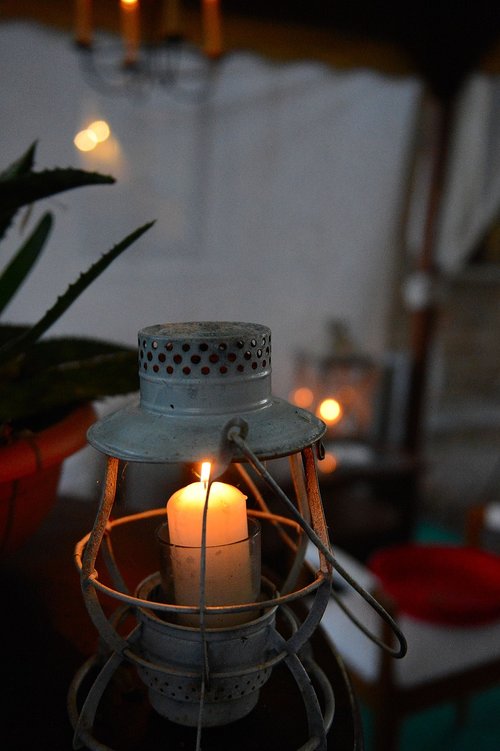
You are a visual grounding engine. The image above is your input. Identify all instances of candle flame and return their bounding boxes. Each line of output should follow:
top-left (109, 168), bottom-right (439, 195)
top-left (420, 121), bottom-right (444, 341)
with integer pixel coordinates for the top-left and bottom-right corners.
top-left (200, 462), bottom-right (211, 488)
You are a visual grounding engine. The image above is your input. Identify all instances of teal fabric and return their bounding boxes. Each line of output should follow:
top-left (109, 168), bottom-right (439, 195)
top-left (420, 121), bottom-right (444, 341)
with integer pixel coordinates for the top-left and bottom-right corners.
top-left (414, 521), bottom-right (462, 545)
top-left (361, 687), bottom-right (500, 751)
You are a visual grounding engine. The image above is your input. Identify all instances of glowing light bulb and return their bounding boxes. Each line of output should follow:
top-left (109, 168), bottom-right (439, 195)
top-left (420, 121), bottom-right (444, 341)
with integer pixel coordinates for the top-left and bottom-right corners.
top-left (74, 120), bottom-right (113, 154)
top-left (317, 398), bottom-right (343, 425)
top-left (88, 120), bottom-right (110, 143)
top-left (74, 129), bottom-right (98, 152)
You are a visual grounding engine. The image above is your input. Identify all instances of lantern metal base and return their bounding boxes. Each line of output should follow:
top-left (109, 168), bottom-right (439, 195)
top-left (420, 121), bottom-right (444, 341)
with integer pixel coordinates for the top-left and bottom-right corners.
top-left (68, 630), bottom-right (339, 751)
top-left (69, 560), bottom-right (336, 750)
top-left (135, 575), bottom-right (276, 727)
top-left (150, 688), bottom-right (259, 728)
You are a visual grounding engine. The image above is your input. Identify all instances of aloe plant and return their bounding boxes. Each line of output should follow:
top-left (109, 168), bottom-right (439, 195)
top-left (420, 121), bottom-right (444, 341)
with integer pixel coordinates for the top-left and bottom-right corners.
top-left (0, 142), bottom-right (154, 442)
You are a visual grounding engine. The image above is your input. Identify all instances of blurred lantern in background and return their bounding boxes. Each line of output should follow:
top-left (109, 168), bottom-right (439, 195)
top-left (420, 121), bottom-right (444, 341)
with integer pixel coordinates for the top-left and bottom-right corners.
top-left (290, 320), bottom-right (381, 474)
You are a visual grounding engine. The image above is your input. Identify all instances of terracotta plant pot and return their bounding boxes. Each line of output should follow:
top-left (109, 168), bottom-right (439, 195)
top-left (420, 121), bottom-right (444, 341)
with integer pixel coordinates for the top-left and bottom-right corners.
top-left (0, 403), bottom-right (96, 557)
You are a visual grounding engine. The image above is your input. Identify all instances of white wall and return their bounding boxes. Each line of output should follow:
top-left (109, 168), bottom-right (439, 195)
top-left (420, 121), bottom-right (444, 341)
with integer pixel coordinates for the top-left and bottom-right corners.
top-left (1, 21), bottom-right (423, 398)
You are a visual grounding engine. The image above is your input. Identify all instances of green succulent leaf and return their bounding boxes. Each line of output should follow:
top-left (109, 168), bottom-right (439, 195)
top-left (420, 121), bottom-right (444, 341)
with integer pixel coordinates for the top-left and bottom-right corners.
top-left (0, 212), bottom-right (53, 315)
top-left (0, 142), bottom-right (37, 240)
top-left (0, 144), bottom-right (156, 441)
top-left (0, 348), bottom-right (139, 424)
top-left (9, 334), bottom-right (134, 373)
top-left (0, 142), bottom-right (36, 181)
top-left (0, 167), bottom-right (115, 235)
top-left (0, 167), bottom-right (115, 206)
top-left (0, 140), bottom-right (115, 241)
top-left (0, 220), bottom-right (155, 369)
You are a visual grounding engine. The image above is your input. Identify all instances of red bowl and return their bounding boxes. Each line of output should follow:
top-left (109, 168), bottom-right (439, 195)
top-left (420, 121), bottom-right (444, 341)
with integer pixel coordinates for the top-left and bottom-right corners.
top-left (368, 544), bottom-right (500, 626)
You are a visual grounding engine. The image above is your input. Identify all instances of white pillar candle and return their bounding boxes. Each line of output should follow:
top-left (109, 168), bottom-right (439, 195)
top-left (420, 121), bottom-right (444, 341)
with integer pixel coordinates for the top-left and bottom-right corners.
top-left (161, 0), bottom-right (182, 39)
top-left (166, 466), bottom-right (254, 627)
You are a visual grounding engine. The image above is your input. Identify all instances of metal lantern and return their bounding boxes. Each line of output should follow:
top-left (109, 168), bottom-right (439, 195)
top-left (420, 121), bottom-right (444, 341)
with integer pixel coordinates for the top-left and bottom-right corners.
top-left (69, 321), bottom-right (405, 751)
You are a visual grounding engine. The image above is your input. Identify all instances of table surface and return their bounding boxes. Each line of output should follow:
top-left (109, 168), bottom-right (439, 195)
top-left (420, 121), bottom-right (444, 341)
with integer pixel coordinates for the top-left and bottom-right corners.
top-left (2, 493), bottom-right (364, 751)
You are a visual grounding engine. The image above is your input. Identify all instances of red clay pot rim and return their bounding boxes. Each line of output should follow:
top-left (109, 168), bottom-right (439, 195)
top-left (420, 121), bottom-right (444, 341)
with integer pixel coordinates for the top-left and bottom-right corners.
top-left (0, 403), bottom-right (96, 483)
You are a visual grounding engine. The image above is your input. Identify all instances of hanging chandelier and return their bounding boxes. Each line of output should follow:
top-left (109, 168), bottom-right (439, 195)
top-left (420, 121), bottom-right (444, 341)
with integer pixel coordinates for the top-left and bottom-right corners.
top-left (74, 0), bottom-right (223, 99)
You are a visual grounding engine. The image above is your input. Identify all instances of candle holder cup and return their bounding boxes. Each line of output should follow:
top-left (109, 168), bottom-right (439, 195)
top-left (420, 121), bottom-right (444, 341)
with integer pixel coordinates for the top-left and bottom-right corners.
top-left (135, 566), bottom-right (277, 727)
top-left (157, 517), bottom-right (262, 628)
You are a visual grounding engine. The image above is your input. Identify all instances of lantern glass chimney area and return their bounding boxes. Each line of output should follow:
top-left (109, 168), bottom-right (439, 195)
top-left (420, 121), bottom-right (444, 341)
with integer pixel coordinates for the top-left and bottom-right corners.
top-left (68, 321), bottom-right (406, 750)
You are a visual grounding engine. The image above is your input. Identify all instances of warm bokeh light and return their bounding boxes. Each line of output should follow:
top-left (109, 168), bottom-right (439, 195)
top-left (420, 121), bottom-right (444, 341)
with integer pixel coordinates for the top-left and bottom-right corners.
top-left (88, 119), bottom-right (110, 143)
top-left (200, 462), bottom-right (211, 486)
top-left (121, 0), bottom-right (138, 7)
top-left (290, 386), bottom-right (314, 409)
top-left (317, 397), bottom-right (343, 425)
top-left (74, 120), bottom-right (112, 153)
top-left (318, 452), bottom-right (337, 474)
top-left (74, 129), bottom-right (98, 152)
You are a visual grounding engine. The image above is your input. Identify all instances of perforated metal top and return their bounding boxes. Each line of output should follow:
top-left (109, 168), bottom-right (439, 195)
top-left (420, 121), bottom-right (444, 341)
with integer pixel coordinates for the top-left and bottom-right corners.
top-left (139, 322), bottom-right (271, 381)
top-left (87, 322), bottom-right (325, 463)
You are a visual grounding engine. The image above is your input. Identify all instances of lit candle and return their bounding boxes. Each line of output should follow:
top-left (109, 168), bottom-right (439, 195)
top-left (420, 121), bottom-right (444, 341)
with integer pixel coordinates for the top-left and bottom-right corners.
top-left (75, 0), bottom-right (92, 47)
top-left (166, 463), bottom-right (254, 627)
top-left (120, 0), bottom-right (140, 66)
top-left (202, 0), bottom-right (222, 58)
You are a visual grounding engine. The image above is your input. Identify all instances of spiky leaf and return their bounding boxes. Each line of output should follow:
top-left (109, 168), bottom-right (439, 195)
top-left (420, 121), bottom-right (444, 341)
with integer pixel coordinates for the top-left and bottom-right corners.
top-left (0, 220), bottom-right (155, 369)
top-left (0, 168), bottom-right (115, 236)
top-left (0, 142), bottom-right (36, 181)
top-left (0, 212), bottom-right (53, 315)
top-left (0, 141), bottom-right (114, 241)
top-left (7, 333), bottom-right (134, 373)
top-left (0, 349), bottom-right (139, 424)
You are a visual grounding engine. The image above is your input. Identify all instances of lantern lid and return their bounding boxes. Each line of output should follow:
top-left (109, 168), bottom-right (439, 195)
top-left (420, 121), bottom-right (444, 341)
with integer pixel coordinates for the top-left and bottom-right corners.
top-left (87, 322), bottom-right (325, 463)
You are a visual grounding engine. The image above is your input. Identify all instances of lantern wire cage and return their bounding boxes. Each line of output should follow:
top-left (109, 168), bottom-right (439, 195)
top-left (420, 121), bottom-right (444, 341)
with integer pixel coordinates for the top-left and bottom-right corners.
top-left (68, 322), bottom-right (406, 751)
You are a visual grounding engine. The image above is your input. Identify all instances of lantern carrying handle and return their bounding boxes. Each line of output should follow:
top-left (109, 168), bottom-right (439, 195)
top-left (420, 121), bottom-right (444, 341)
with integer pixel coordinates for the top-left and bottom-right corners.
top-left (226, 420), bottom-right (407, 659)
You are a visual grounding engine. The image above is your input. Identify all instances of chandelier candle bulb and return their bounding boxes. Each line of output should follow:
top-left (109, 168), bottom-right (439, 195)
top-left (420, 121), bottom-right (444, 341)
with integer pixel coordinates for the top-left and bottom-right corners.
top-left (164, 465), bottom-right (255, 627)
top-left (161, 0), bottom-right (182, 38)
top-left (120, 0), bottom-right (140, 65)
top-left (202, 0), bottom-right (222, 58)
top-left (75, 0), bottom-right (92, 46)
